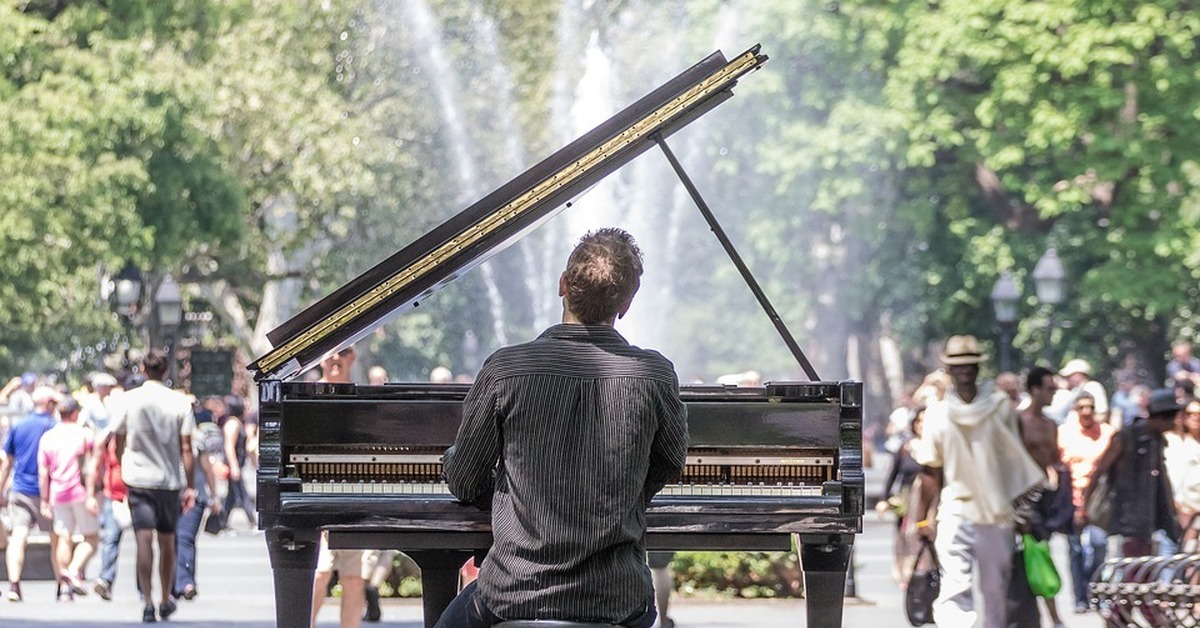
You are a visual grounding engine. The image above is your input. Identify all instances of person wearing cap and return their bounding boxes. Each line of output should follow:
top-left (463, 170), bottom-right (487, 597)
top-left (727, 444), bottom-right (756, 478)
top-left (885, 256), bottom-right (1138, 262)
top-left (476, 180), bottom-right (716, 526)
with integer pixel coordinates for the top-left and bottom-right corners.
top-left (0, 386), bottom-right (62, 602)
top-left (910, 335), bottom-right (1044, 628)
top-left (0, 373), bottom-right (38, 449)
top-left (0, 372), bottom-right (38, 419)
top-left (1048, 359), bottom-right (1109, 426)
top-left (80, 372), bottom-right (120, 433)
top-left (37, 396), bottom-right (99, 601)
top-left (1084, 388), bottom-right (1183, 557)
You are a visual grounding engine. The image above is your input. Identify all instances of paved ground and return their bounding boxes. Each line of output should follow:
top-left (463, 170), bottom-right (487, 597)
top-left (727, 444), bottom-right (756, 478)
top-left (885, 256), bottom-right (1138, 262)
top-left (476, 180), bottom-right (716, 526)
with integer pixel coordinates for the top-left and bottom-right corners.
top-left (0, 457), bottom-right (1105, 627)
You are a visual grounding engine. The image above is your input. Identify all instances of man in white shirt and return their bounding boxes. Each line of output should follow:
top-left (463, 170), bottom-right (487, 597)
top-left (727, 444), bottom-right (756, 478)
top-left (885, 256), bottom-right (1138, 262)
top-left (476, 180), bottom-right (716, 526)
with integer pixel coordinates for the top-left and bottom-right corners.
top-left (110, 350), bottom-right (195, 623)
top-left (911, 335), bottom-right (1044, 628)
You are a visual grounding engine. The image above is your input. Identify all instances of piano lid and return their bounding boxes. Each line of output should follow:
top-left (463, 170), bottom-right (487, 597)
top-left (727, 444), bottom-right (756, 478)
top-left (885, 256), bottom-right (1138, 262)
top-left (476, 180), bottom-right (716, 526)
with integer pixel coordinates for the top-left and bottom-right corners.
top-left (249, 45), bottom-right (768, 381)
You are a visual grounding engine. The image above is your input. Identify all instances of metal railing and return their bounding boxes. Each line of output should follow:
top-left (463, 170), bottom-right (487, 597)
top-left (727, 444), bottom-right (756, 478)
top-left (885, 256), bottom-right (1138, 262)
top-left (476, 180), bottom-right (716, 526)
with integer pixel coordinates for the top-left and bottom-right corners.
top-left (1090, 553), bottom-right (1200, 627)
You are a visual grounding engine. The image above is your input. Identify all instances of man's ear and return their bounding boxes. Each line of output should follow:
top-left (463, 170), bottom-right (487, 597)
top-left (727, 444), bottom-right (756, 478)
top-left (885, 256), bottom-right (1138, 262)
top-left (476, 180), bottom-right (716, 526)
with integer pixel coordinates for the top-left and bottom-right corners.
top-left (616, 297), bottom-right (634, 320)
top-left (558, 273), bottom-right (567, 297)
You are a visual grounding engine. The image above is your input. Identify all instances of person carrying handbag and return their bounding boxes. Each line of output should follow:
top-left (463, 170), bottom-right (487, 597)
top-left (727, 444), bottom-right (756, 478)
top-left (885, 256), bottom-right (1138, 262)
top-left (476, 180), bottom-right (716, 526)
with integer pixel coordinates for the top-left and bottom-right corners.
top-left (910, 336), bottom-right (1045, 628)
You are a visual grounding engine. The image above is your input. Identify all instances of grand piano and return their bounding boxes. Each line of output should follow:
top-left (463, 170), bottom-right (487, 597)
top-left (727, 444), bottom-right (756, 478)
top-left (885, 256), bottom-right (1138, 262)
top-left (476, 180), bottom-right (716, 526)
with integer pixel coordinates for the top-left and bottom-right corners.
top-left (250, 44), bottom-right (864, 628)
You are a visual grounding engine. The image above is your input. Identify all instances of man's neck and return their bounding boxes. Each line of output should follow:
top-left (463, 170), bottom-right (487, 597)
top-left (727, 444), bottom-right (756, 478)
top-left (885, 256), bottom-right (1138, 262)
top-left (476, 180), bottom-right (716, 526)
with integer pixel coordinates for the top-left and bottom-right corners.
top-left (955, 383), bottom-right (978, 403)
top-left (560, 309), bottom-right (615, 326)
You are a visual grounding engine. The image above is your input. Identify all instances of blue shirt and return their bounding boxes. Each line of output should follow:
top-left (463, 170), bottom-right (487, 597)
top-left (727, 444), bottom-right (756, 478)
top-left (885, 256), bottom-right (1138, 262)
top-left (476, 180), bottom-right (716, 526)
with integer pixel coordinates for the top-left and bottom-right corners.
top-left (3, 411), bottom-right (56, 496)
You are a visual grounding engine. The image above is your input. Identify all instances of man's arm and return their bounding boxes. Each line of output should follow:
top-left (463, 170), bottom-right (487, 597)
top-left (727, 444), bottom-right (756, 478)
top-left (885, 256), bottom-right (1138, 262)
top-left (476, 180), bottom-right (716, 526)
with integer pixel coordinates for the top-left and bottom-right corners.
top-left (912, 466), bottom-right (943, 538)
top-left (180, 433), bottom-right (196, 512)
top-left (644, 378), bottom-right (687, 501)
top-left (223, 417), bottom-right (241, 482)
top-left (38, 442), bottom-right (52, 519)
top-left (197, 452), bottom-right (220, 514)
top-left (0, 376), bottom-right (20, 407)
top-left (84, 432), bottom-right (110, 515)
top-left (0, 456), bottom-right (9, 507)
top-left (442, 361), bottom-right (501, 506)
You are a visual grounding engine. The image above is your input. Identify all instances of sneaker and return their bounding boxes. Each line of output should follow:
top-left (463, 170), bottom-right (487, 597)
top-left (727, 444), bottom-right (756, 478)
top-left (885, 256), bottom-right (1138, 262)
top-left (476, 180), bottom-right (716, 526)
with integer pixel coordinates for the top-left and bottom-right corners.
top-left (159, 599), bottom-right (177, 620)
top-left (142, 604), bottom-right (157, 623)
top-left (1074, 602), bottom-right (1089, 614)
top-left (94, 579), bottom-right (113, 601)
top-left (6, 582), bottom-right (21, 602)
top-left (56, 580), bottom-right (75, 603)
top-left (364, 583), bottom-right (381, 622)
top-left (62, 571), bottom-right (88, 597)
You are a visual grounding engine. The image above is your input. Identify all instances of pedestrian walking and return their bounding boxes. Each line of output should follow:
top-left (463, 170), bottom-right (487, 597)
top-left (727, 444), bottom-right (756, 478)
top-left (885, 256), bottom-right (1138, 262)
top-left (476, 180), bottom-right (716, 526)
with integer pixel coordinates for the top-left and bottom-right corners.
top-left (1058, 390), bottom-right (1115, 613)
top-left (0, 386), bottom-right (62, 602)
top-left (110, 350), bottom-right (197, 622)
top-left (37, 396), bottom-right (99, 601)
top-left (86, 421), bottom-right (129, 601)
top-left (220, 395), bottom-right (255, 530)
top-left (1086, 388), bottom-right (1183, 558)
top-left (911, 335), bottom-right (1044, 628)
top-left (311, 345), bottom-right (367, 628)
top-left (173, 402), bottom-right (223, 602)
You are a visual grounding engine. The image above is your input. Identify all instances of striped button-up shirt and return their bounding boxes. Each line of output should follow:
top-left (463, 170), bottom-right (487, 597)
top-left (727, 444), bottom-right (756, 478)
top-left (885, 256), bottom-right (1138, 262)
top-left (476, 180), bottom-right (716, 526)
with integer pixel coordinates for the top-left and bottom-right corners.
top-left (443, 323), bottom-right (688, 622)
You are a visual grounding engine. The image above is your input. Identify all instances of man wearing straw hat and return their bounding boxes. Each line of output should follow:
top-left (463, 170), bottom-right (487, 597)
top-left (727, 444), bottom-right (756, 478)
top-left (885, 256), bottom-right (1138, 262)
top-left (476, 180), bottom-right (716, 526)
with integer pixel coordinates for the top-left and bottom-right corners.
top-left (911, 335), bottom-right (1044, 628)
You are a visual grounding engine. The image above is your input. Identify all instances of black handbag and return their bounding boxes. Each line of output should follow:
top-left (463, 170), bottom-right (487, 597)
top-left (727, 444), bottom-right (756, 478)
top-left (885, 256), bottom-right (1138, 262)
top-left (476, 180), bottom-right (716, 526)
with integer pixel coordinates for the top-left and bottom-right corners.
top-left (905, 537), bottom-right (941, 626)
top-left (203, 508), bottom-right (227, 535)
top-left (1085, 471), bottom-right (1111, 532)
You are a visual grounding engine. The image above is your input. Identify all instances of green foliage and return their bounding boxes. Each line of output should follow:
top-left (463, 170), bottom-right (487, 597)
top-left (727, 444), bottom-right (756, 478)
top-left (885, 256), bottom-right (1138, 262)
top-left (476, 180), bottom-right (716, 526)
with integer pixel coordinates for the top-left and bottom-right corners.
top-left (6, 0), bottom-right (1200, 392)
top-left (672, 551), bottom-right (803, 599)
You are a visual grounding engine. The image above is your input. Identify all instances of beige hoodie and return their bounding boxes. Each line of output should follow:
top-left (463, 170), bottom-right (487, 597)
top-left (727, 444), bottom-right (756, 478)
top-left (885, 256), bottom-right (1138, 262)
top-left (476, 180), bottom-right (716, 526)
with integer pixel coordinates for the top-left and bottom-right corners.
top-left (913, 382), bottom-right (1045, 525)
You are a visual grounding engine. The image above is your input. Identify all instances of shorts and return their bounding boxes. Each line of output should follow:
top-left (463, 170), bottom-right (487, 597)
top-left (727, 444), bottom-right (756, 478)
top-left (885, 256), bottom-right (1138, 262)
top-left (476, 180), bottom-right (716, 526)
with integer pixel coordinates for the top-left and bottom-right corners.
top-left (361, 549), bottom-right (398, 579)
top-left (316, 531), bottom-right (364, 576)
top-left (127, 487), bottom-right (182, 533)
top-left (52, 500), bottom-right (100, 536)
top-left (8, 492), bottom-right (52, 533)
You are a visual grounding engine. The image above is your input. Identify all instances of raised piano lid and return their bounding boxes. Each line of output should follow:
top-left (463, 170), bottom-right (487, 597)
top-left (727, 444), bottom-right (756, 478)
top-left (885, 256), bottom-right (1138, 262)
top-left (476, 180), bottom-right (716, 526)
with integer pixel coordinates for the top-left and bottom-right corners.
top-left (249, 45), bottom-right (768, 381)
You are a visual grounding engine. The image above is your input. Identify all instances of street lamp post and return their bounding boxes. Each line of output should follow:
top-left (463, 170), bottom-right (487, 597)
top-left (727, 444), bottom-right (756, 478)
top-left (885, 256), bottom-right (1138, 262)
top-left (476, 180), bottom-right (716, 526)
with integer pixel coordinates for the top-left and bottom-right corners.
top-left (1032, 248), bottom-right (1066, 366)
top-left (155, 274), bottom-right (184, 387)
top-left (990, 271), bottom-right (1020, 373)
top-left (106, 263), bottom-right (144, 369)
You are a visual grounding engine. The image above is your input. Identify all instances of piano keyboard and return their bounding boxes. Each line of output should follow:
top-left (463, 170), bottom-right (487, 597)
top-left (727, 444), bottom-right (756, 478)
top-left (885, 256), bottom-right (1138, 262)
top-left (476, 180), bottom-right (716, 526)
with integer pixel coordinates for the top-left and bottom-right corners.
top-left (289, 450), bottom-right (834, 498)
top-left (299, 481), bottom-right (823, 498)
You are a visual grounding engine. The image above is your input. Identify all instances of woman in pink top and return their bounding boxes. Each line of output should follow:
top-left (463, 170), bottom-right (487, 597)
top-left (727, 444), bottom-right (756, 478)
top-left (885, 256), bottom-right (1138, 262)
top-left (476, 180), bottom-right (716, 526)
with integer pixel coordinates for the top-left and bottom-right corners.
top-left (37, 397), bottom-right (98, 601)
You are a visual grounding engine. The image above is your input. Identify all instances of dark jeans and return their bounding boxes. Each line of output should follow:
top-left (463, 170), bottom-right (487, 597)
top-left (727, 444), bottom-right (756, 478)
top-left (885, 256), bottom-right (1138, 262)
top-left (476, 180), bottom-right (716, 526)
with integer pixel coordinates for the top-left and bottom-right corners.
top-left (432, 581), bottom-right (657, 628)
top-left (174, 498), bottom-right (208, 595)
top-left (223, 473), bottom-right (255, 528)
top-left (98, 497), bottom-right (123, 585)
top-left (1068, 525), bottom-right (1107, 606)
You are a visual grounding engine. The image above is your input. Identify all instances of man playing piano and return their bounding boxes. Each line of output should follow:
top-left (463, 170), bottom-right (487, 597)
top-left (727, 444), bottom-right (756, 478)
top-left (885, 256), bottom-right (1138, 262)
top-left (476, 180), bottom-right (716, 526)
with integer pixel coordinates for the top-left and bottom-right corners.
top-left (436, 228), bottom-right (689, 628)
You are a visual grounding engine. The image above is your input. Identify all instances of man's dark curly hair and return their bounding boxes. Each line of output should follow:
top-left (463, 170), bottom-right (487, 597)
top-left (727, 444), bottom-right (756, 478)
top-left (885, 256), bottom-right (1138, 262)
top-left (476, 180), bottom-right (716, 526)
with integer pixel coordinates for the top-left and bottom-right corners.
top-left (563, 228), bottom-right (643, 324)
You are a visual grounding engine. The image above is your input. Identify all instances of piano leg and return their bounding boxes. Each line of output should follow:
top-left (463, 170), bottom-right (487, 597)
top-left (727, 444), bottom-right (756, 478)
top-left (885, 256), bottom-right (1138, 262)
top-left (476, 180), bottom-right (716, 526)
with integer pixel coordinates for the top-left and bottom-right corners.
top-left (407, 549), bottom-right (476, 628)
top-left (265, 528), bottom-right (321, 628)
top-left (800, 535), bottom-right (854, 628)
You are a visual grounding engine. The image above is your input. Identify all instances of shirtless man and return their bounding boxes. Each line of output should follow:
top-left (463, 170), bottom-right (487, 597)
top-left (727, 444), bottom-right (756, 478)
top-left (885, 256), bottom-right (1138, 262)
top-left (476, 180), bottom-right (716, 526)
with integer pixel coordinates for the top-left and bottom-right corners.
top-left (1020, 367), bottom-right (1061, 469)
top-left (1017, 365), bottom-right (1067, 628)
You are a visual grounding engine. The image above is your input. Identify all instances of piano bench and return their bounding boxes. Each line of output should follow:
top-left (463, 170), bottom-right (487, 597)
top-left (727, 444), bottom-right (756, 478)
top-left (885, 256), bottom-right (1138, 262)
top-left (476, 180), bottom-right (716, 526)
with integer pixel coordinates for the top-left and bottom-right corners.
top-left (494, 622), bottom-right (622, 628)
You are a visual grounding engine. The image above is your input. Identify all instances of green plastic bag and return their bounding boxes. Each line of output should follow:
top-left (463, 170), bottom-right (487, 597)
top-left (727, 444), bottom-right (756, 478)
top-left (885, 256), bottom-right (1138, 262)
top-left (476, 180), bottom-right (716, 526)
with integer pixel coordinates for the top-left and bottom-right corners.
top-left (1021, 533), bottom-right (1061, 598)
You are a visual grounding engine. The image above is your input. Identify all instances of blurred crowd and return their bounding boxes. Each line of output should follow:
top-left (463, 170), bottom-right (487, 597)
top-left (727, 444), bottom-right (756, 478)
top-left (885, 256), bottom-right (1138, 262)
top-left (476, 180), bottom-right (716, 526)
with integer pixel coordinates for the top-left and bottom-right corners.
top-left (877, 338), bottom-right (1200, 628)
top-left (0, 353), bottom-right (258, 621)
